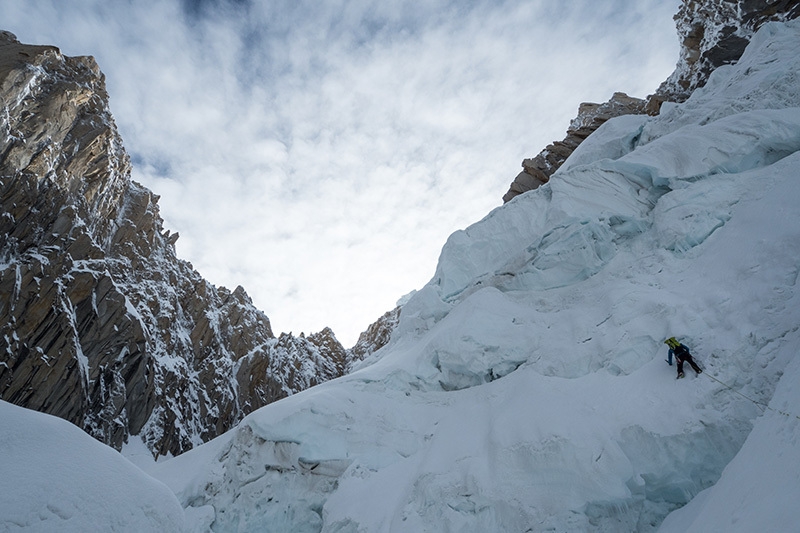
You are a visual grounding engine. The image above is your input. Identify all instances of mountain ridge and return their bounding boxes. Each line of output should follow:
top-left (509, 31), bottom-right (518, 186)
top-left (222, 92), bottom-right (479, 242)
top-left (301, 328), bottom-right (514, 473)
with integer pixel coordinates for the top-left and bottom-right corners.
top-left (0, 30), bottom-right (387, 457)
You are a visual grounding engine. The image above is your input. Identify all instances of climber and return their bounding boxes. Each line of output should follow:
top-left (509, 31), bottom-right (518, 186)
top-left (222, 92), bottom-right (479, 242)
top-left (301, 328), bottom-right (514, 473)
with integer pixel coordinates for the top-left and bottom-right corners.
top-left (665, 337), bottom-right (702, 379)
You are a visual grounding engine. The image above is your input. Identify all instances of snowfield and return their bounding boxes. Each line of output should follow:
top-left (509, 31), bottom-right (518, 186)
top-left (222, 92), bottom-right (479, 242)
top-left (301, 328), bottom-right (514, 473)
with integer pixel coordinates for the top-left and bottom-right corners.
top-left (0, 400), bottom-right (185, 532)
top-left (3, 18), bottom-right (800, 533)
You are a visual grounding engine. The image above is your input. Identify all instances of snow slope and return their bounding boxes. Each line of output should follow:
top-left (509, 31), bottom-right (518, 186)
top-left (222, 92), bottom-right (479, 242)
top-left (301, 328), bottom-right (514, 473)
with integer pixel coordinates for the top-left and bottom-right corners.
top-left (0, 400), bottom-right (185, 532)
top-left (147, 19), bottom-right (800, 532)
top-left (658, 352), bottom-right (800, 532)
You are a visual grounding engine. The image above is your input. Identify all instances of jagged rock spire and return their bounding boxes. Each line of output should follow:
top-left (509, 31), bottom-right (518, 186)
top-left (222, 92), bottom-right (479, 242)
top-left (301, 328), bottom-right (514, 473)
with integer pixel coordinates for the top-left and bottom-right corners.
top-left (0, 34), bottom-right (365, 457)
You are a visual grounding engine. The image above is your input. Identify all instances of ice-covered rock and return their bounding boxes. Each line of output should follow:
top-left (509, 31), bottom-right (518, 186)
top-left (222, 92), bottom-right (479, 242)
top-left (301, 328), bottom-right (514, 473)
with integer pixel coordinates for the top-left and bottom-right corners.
top-left (658, 347), bottom-right (800, 533)
top-left (504, 0), bottom-right (800, 205)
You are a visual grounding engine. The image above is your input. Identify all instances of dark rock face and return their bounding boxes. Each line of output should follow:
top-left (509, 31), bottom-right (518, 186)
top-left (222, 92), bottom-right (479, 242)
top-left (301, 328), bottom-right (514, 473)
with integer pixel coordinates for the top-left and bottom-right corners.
top-left (0, 32), bottom-right (358, 457)
top-left (655, 0), bottom-right (800, 102)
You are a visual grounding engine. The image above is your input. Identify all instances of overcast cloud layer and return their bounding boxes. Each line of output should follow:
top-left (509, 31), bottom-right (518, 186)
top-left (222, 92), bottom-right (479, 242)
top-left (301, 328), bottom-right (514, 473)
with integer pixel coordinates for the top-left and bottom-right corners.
top-left (2, 0), bottom-right (681, 345)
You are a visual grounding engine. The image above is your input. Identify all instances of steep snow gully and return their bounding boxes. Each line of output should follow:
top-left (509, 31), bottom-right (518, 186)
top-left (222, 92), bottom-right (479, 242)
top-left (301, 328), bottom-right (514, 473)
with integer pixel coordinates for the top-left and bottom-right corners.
top-left (2, 17), bottom-right (800, 533)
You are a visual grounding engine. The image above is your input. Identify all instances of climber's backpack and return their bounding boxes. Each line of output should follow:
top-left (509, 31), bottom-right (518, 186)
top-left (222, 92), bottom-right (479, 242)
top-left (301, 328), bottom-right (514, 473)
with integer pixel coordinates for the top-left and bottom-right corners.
top-left (674, 344), bottom-right (689, 359)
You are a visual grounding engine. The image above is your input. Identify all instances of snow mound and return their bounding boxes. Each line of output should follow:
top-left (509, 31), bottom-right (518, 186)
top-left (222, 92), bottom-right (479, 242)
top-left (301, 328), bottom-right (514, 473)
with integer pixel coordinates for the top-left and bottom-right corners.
top-left (150, 19), bottom-right (800, 532)
top-left (0, 400), bottom-right (185, 532)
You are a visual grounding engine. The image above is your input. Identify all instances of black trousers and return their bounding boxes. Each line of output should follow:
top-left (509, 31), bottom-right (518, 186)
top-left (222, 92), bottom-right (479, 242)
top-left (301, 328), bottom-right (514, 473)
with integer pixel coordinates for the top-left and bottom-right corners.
top-left (677, 355), bottom-right (702, 375)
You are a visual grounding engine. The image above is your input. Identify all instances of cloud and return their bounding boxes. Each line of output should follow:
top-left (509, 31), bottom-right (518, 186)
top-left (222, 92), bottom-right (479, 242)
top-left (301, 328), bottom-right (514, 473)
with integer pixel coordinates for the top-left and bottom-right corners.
top-left (1, 0), bottom-right (681, 345)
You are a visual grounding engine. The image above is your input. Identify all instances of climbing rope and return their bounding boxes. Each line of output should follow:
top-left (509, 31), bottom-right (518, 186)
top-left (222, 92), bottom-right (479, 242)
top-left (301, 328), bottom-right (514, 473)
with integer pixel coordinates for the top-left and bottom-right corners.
top-left (703, 371), bottom-right (800, 421)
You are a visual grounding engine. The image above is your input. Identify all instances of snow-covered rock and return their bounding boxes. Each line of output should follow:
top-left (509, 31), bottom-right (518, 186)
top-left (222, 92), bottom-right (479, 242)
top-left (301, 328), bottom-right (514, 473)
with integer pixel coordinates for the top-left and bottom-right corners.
top-left (502, 92), bottom-right (647, 202)
top-left (149, 18), bottom-right (800, 532)
top-left (0, 31), bottom-right (358, 458)
top-left (656, 0), bottom-right (800, 102)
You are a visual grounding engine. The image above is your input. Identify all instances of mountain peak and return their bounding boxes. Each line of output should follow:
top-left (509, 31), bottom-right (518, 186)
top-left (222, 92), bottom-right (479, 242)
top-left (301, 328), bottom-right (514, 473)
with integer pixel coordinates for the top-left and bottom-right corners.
top-left (0, 34), bottom-right (362, 457)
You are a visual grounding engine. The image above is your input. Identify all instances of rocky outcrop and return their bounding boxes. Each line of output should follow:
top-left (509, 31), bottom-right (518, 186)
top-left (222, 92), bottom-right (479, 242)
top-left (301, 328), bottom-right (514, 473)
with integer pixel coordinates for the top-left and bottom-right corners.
top-left (348, 306), bottom-right (401, 370)
top-left (654, 0), bottom-right (800, 104)
top-left (237, 328), bottom-right (349, 414)
top-left (0, 31), bottom-right (354, 457)
top-left (502, 92), bottom-right (645, 203)
top-left (503, 0), bottom-right (800, 203)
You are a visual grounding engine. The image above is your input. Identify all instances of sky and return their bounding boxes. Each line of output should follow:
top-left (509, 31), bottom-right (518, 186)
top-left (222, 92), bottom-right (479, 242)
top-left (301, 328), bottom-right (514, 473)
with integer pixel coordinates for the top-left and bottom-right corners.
top-left (1, 0), bottom-right (681, 346)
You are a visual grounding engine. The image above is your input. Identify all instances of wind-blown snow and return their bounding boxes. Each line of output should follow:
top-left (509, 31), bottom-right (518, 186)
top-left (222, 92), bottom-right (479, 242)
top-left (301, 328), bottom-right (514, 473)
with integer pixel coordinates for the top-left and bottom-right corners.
top-left (144, 19), bottom-right (800, 532)
top-left (0, 400), bottom-right (185, 532)
top-left (3, 18), bottom-right (800, 533)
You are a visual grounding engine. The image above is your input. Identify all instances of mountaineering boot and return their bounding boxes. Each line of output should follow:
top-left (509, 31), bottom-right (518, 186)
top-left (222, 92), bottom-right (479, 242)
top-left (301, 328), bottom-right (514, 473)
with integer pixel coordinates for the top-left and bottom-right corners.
top-left (677, 372), bottom-right (685, 379)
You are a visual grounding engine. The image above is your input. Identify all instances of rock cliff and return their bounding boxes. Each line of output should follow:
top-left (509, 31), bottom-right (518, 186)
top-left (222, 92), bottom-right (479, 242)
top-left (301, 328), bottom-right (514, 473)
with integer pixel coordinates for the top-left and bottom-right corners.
top-left (655, 0), bottom-right (800, 103)
top-left (502, 0), bottom-right (800, 203)
top-left (348, 306), bottom-right (401, 371)
top-left (502, 92), bottom-right (645, 203)
top-left (0, 31), bottom-right (374, 457)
